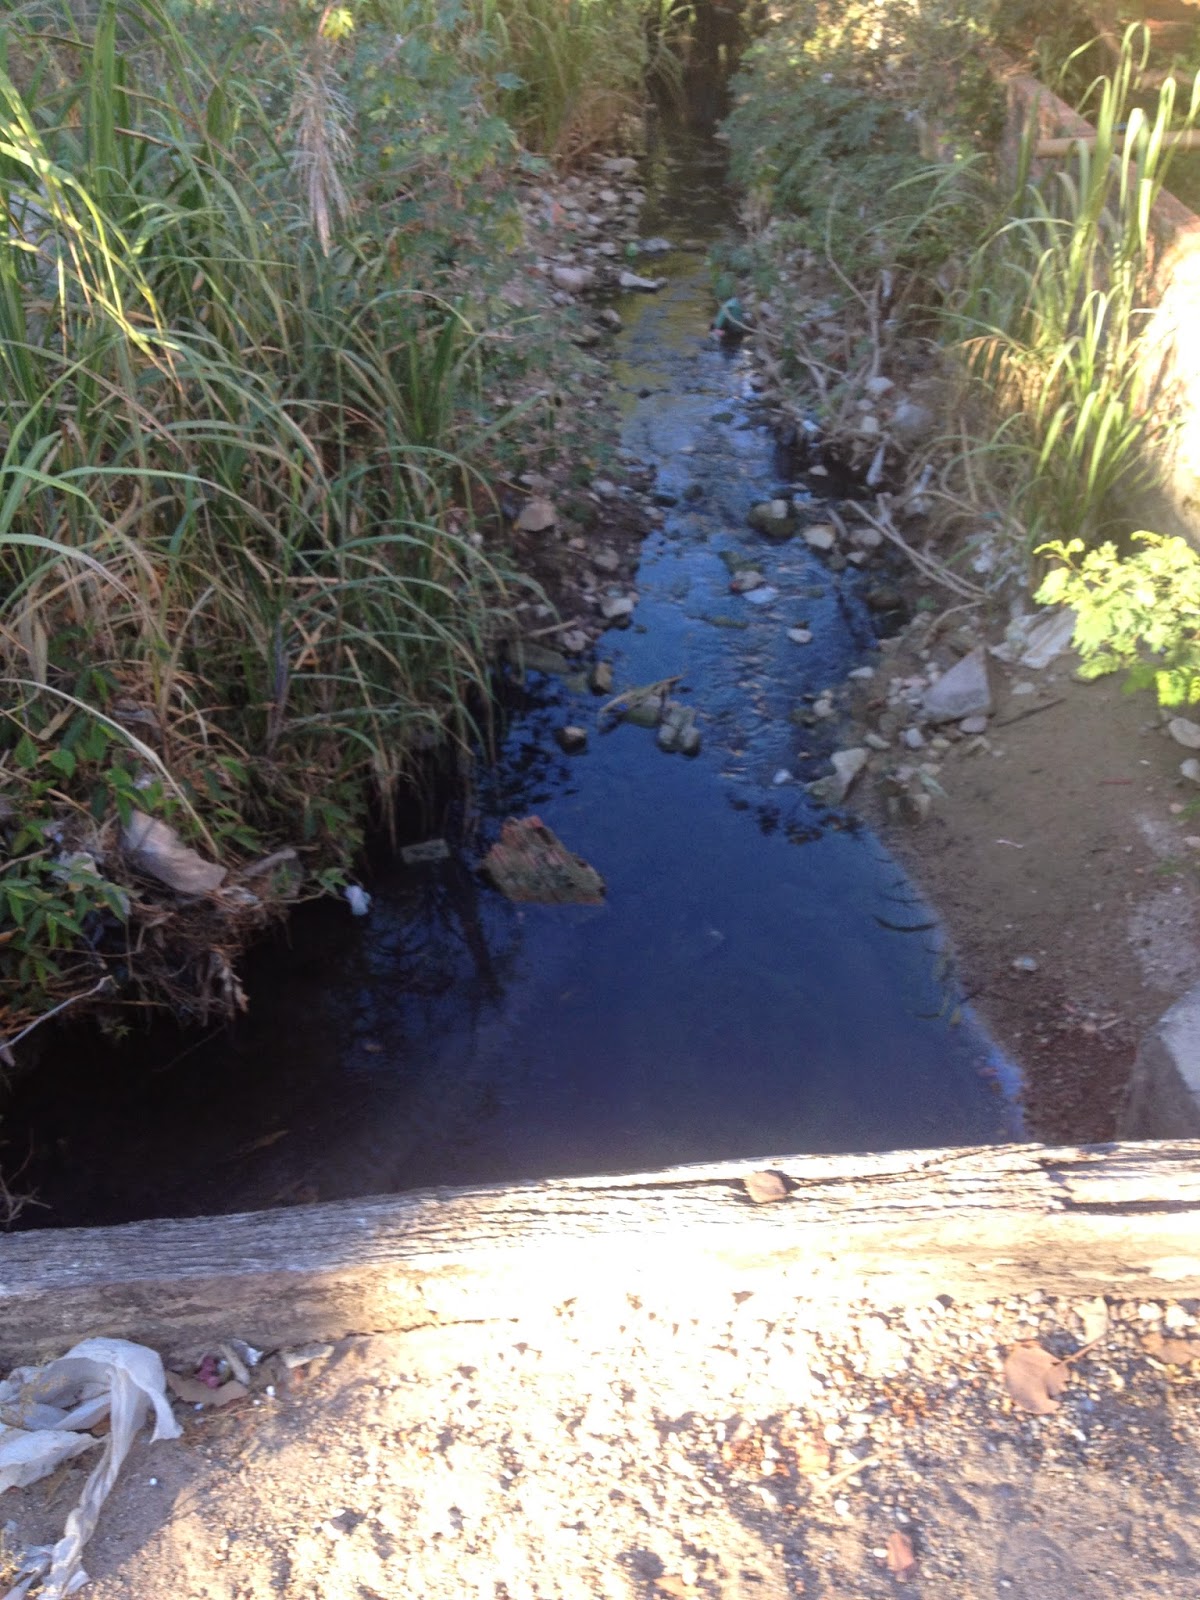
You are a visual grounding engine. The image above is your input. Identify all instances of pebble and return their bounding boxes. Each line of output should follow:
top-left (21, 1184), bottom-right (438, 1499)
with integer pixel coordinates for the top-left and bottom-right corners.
top-left (787, 628), bottom-right (814, 645)
top-left (959, 714), bottom-right (989, 735)
top-left (744, 586), bottom-right (779, 605)
top-left (902, 727), bottom-right (926, 750)
top-left (1169, 717), bottom-right (1200, 749)
top-left (1183, 759), bottom-right (1200, 784)
top-left (1012, 954), bottom-right (1039, 973)
top-left (803, 524), bottom-right (837, 552)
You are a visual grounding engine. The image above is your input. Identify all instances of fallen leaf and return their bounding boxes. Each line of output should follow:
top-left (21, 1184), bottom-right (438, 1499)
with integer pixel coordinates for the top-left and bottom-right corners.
top-left (1142, 1331), bottom-right (1200, 1367)
top-left (655, 1578), bottom-right (691, 1598)
top-left (744, 1170), bottom-right (789, 1204)
top-left (166, 1373), bottom-right (249, 1408)
top-left (791, 1435), bottom-right (832, 1477)
top-left (1003, 1342), bottom-right (1070, 1414)
top-left (885, 1530), bottom-right (916, 1580)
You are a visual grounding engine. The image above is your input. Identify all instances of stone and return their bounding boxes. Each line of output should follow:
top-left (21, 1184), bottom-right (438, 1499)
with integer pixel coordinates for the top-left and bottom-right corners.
top-left (803, 523), bottom-right (837, 553)
top-left (830, 747), bottom-right (869, 801)
top-left (902, 727), bottom-right (926, 750)
top-left (618, 270), bottom-right (664, 292)
top-left (865, 584), bottom-right (903, 613)
top-left (729, 569), bottom-right (764, 593)
top-left (1169, 717), bottom-right (1200, 750)
top-left (865, 732), bottom-right (890, 751)
top-left (599, 594), bottom-right (635, 623)
top-left (890, 399), bottom-right (934, 443)
top-left (597, 308), bottom-right (623, 331)
top-left (1118, 983), bottom-right (1200, 1138)
top-left (959, 714), bottom-right (989, 735)
top-left (1012, 955), bottom-right (1039, 974)
top-left (743, 585), bottom-right (779, 605)
top-left (657, 700), bottom-right (700, 756)
top-left (864, 375), bottom-right (894, 399)
top-left (516, 496), bottom-right (557, 533)
top-left (1019, 607), bottom-right (1077, 669)
top-left (747, 500), bottom-right (795, 539)
top-left (560, 629), bottom-right (588, 655)
top-left (1182, 759), bottom-right (1200, 784)
top-left (787, 627), bottom-right (813, 645)
top-left (550, 265), bottom-right (595, 294)
top-left (592, 478), bottom-right (618, 499)
top-left (592, 547), bottom-right (620, 574)
top-left (556, 725), bottom-right (588, 754)
top-left (589, 660), bottom-right (614, 695)
top-left (857, 414), bottom-right (881, 438)
top-left (922, 648), bottom-right (992, 723)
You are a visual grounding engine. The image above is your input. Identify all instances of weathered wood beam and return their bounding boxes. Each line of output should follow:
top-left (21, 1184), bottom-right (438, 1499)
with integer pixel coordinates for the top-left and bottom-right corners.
top-left (3, 1142), bottom-right (1200, 1361)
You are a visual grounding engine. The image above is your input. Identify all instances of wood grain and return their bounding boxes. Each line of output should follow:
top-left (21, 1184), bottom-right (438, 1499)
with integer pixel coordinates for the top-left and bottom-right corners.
top-left (2, 1142), bottom-right (1199, 1361)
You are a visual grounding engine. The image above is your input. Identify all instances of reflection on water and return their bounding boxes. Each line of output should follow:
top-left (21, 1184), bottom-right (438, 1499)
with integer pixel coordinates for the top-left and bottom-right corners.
top-left (2, 129), bottom-right (1021, 1229)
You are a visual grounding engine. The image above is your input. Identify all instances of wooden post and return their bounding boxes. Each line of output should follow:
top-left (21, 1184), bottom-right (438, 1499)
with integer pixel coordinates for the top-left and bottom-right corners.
top-left (2, 1142), bottom-right (1200, 1361)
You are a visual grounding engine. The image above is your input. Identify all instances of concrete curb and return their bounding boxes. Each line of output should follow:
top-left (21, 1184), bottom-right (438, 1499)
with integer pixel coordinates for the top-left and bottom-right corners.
top-left (1118, 984), bottom-right (1200, 1138)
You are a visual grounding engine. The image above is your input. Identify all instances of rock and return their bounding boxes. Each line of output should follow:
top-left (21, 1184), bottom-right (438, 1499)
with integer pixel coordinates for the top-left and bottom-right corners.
top-left (592, 478), bottom-right (618, 499)
top-left (787, 628), bottom-right (813, 645)
top-left (598, 187), bottom-right (620, 205)
top-left (865, 732), bottom-right (890, 751)
top-left (744, 585), bottom-right (779, 605)
top-left (1011, 680), bottom-right (1036, 696)
top-left (556, 725), bottom-right (588, 754)
top-left (516, 496), bottom-right (557, 533)
top-left (597, 308), bottom-right (623, 331)
top-left (550, 265), bottom-right (595, 294)
top-left (747, 500), bottom-right (795, 539)
top-left (772, 769), bottom-right (792, 786)
top-left (1182, 759), bottom-right (1200, 784)
top-left (638, 236), bottom-right (673, 255)
top-left (902, 727), bottom-right (926, 749)
top-left (865, 584), bottom-right (903, 613)
top-left (890, 399), bottom-right (934, 443)
top-left (657, 700), bottom-right (700, 756)
top-left (864, 375), bottom-right (894, 399)
top-left (1019, 606), bottom-right (1077, 669)
top-left (625, 695), bottom-right (664, 728)
top-left (830, 747), bottom-right (869, 801)
top-left (1012, 954), bottom-right (1040, 974)
top-left (729, 569), bottom-right (764, 593)
top-left (857, 413), bottom-right (881, 438)
top-left (560, 629), bottom-right (588, 655)
top-left (601, 156), bottom-right (638, 176)
top-left (803, 523), bottom-right (837, 552)
top-left (592, 547), bottom-right (620, 573)
top-left (1169, 717), bottom-right (1200, 750)
top-left (599, 594), bottom-right (635, 623)
top-left (597, 241), bottom-right (618, 257)
top-left (589, 661), bottom-right (614, 695)
top-left (483, 817), bottom-right (604, 904)
top-left (959, 714), bottom-right (989, 735)
top-left (922, 648), bottom-right (992, 723)
top-left (618, 270), bottom-right (664, 292)
top-left (813, 696), bottom-right (835, 719)
top-left (122, 811), bottom-right (226, 895)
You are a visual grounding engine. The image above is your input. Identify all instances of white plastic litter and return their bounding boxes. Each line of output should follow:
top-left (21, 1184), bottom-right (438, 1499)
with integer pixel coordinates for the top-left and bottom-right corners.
top-left (343, 884), bottom-right (372, 916)
top-left (0, 1337), bottom-right (181, 1599)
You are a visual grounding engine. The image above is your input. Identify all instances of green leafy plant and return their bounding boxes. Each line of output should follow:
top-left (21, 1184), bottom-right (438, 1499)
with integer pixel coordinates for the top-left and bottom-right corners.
top-left (1036, 531), bottom-right (1200, 704)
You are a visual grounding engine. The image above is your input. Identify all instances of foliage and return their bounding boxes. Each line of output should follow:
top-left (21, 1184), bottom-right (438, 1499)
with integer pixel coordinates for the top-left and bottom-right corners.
top-left (1036, 533), bottom-right (1200, 705)
top-left (0, 0), bottom-right (592, 1039)
top-left (955, 24), bottom-right (1200, 549)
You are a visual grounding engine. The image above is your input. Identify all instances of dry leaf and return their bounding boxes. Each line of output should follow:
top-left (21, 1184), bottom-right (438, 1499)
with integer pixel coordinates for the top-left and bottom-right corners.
top-left (655, 1578), bottom-right (691, 1599)
top-left (1142, 1331), bottom-right (1200, 1367)
top-left (885, 1530), bottom-right (916, 1580)
top-left (744, 1170), bottom-right (789, 1204)
top-left (1003, 1343), bottom-right (1069, 1415)
top-left (792, 1436), bottom-right (832, 1477)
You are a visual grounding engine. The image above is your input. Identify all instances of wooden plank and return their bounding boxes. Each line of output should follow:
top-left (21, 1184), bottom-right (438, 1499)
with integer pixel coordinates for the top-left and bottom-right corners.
top-left (3, 1142), bottom-right (1200, 1361)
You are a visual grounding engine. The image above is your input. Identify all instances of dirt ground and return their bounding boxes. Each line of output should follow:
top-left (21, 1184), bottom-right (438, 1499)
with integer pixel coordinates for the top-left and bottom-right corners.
top-left (856, 617), bottom-right (1200, 1144)
top-left (6, 1285), bottom-right (1200, 1600)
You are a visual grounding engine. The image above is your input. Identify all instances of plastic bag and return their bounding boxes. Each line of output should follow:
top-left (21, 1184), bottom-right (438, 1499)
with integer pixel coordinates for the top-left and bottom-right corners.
top-left (0, 1337), bottom-right (181, 1599)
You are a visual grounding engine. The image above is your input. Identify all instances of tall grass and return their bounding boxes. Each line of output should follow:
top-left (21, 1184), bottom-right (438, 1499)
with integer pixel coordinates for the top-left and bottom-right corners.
top-left (0, 0), bottom-right (540, 1034)
top-left (955, 24), bottom-right (1200, 548)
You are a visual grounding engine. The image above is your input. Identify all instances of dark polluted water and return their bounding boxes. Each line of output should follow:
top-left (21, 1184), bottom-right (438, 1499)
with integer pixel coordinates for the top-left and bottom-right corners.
top-left (3, 133), bottom-right (1021, 1229)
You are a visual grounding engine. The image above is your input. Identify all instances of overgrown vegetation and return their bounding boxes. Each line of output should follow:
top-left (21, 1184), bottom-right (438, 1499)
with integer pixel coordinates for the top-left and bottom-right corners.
top-left (0, 0), bottom-right (658, 1046)
top-left (723, 1), bottom-right (1200, 571)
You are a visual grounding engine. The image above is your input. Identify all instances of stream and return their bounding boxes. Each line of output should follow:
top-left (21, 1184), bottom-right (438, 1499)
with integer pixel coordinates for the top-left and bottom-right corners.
top-left (2, 125), bottom-right (1021, 1229)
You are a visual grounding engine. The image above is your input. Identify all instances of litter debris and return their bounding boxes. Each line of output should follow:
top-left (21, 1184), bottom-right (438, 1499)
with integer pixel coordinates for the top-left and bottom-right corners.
top-left (343, 884), bottom-right (372, 916)
top-left (121, 810), bottom-right (226, 895)
top-left (483, 817), bottom-right (605, 904)
top-left (165, 1371), bottom-right (248, 1408)
top-left (0, 1337), bottom-right (181, 1599)
top-left (400, 839), bottom-right (451, 866)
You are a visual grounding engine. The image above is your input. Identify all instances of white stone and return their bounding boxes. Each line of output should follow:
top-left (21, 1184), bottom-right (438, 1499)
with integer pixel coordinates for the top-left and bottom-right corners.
top-left (803, 523), bottom-right (837, 552)
top-left (831, 747), bottom-right (868, 800)
top-left (922, 648), bottom-right (992, 722)
top-left (1169, 717), bottom-right (1200, 750)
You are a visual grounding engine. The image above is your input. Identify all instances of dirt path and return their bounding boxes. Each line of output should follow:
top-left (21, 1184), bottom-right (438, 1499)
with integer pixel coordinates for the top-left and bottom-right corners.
top-left (857, 619), bottom-right (1200, 1142)
top-left (7, 1285), bottom-right (1199, 1600)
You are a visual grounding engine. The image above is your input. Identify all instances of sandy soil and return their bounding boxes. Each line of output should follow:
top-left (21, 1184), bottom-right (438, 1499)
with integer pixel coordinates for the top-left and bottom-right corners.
top-left (857, 619), bottom-right (1200, 1143)
top-left (5, 1286), bottom-right (1199, 1600)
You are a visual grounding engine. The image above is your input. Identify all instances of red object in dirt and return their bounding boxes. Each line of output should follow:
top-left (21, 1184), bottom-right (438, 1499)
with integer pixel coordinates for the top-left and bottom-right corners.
top-left (482, 816), bottom-right (605, 905)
